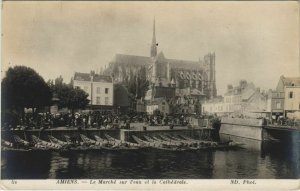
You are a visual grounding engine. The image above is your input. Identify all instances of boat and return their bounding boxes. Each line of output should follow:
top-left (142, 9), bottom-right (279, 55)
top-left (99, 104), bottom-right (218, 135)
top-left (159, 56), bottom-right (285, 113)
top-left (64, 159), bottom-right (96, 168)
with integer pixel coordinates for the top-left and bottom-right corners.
top-left (13, 135), bottom-right (30, 147)
top-left (164, 135), bottom-right (198, 146)
top-left (79, 134), bottom-right (96, 145)
top-left (64, 135), bottom-right (73, 144)
top-left (102, 134), bottom-right (140, 151)
top-left (157, 135), bottom-right (188, 145)
top-left (145, 135), bottom-right (181, 147)
top-left (1, 146), bottom-right (32, 152)
top-left (94, 135), bottom-right (109, 144)
top-left (78, 134), bottom-right (104, 151)
top-left (31, 135), bottom-right (62, 150)
top-left (132, 135), bottom-right (190, 152)
top-left (48, 135), bottom-right (70, 146)
top-left (104, 134), bottom-right (140, 147)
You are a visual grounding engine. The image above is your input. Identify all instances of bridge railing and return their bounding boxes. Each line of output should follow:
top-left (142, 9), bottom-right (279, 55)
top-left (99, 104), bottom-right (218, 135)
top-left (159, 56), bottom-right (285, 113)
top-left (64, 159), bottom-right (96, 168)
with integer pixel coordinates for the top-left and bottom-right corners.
top-left (266, 119), bottom-right (300, 129)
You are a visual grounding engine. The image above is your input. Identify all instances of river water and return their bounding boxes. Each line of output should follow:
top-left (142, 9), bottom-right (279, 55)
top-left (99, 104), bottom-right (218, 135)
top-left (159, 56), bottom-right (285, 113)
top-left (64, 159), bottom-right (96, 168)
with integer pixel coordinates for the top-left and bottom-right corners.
top-left (1, 137), bottom-right (299, 179)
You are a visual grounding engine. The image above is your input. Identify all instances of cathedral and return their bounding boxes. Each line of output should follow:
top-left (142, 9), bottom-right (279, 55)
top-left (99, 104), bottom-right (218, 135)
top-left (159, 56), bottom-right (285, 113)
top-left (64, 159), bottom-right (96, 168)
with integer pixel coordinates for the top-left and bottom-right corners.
top-left (106, 19), bottom-right (217, 102)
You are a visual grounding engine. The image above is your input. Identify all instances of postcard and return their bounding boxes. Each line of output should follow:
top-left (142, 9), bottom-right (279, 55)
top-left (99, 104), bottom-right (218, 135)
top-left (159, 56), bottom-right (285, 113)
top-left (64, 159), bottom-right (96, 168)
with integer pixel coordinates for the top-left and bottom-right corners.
top-left (1, 1), bottom-right (299, 190)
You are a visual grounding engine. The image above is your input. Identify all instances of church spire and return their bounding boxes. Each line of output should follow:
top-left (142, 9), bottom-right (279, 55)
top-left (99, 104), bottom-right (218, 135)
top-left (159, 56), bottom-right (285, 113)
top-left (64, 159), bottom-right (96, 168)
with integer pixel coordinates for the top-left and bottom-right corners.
top-left (150, 17), bottom-right (157, 58)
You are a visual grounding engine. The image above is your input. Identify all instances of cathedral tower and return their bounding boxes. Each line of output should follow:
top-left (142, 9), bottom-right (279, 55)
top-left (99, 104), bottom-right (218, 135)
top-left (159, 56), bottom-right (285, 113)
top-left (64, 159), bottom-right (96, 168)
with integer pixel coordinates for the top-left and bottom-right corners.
top-left (202, 52), bottom-right (217, 99)
top-left (150, 18), bottom-right (157, 58)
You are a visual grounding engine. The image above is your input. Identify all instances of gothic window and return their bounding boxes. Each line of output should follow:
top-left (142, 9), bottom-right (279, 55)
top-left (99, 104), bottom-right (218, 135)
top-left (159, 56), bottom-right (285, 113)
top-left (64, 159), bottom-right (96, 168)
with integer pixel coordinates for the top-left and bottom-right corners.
top-left (199, 80), bottom-right (202, 90)
top-left (192, 80), bottom-right (196, 88)
top-left (186, 73), bottom-right (190, 80)
top-left (193, 74), bottom-right (197, 80)
top-left (184, 80), bottom-right (189, 87)
top-left (184, 80), bottom-right (187, 87)
top-left (180, 72), bottom-right (184, 79)
top-left (179, 80), bottom-right (184, 89)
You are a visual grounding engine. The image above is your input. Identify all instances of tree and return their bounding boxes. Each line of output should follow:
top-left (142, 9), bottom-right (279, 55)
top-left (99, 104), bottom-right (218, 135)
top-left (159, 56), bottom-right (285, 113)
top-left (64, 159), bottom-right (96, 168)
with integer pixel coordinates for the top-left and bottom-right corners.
top-left (69, 88), bottom-right (90, 111)
top-left (126, 66), bottom-right (149, 99)
top-left (49, 77), bottom-right (89, 112)
top-left (2, 66), bottom-right (52, 114)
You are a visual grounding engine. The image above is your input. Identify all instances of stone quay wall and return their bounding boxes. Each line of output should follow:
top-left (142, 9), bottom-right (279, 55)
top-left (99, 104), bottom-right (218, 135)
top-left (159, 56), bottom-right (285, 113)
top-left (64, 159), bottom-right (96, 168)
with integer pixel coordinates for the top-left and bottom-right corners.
top-left (220, 118), bottom-right (264, 141)
top-left (120, 128), bottom-right (213, 143)
top-left (1, 127), bottom-right (214, 143)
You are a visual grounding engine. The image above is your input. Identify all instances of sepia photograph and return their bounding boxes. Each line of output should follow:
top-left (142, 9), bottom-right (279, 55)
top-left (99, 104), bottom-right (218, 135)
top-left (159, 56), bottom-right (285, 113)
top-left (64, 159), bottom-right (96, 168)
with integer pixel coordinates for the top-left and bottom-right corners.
top-left (1, 1), bottom-right (299, 189)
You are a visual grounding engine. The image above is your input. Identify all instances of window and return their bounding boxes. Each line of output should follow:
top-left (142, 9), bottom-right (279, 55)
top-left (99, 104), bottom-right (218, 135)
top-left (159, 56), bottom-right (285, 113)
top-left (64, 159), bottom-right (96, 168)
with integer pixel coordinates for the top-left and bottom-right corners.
top-left (289, 91), bottom-right (293, 99)
top-left (96, 97), bottom-right (100, 105)
top-left (96, 87), bottom-right (101, 94)
top-left (162, 106), bottom-right (165, 111)
top-left (276, 101), bottom-right (281, 109)
top-left (105, 88), bottom-right (109, 94)
top-left (105, 97), bottom-right (109, 105)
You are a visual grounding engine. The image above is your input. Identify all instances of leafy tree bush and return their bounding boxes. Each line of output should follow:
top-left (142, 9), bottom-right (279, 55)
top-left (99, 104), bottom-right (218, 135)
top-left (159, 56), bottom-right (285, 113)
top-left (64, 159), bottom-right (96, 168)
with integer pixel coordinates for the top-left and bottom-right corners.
top-left (48, 77), bottom-right (89, 112)
top-left (2, 66), bottom-right (52, 114)
top-left (210, 116), bottom-right (221, 129)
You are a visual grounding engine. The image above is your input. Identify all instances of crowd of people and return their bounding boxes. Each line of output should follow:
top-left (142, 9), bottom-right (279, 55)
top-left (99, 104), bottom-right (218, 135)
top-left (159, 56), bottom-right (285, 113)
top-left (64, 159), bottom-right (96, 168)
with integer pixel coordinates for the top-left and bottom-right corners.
top-left (1, 110), bottom-right (198, 130)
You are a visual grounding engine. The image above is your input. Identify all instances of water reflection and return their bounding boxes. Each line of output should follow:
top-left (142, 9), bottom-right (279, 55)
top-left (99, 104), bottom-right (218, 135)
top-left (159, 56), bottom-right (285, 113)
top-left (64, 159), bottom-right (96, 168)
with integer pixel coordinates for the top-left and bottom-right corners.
top-left (1, 138), bottom-right (299, 179)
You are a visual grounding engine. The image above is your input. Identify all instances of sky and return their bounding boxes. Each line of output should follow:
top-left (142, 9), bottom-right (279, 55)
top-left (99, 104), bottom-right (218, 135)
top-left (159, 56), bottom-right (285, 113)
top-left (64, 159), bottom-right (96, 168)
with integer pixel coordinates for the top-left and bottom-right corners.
top-left (2, 1), bottom-right (299, 95)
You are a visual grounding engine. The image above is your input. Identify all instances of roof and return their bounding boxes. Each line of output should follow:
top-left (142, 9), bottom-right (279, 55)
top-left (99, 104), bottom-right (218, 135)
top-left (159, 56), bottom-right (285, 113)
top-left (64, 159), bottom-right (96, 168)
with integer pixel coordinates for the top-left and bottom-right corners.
top-left (93, 75), bottom-right (112, 83)
top-left (74, 72), bottom-right (112, 83)
top-left (241, 87), bottom-right (256, 100)
top-left (113, 53), bottom-right (201, 70)
top-left (282, 76), bottom-right (300, 87)
top-left (168, 58), bottom-right (201, 70)
top-left (114, 54), bottom-right (151, 66)
top-left (74, 72), bottom-right (91, 81)
top-left (224, 82), bottom-right (255, 97)
top-left (205, 96), bottom-right (224, 104)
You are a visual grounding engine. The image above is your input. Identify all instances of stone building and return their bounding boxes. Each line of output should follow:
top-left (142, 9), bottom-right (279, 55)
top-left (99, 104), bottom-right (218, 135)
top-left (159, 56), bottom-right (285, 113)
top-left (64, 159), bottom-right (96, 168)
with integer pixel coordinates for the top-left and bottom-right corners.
top-left (73, 71), bottom-right (114, 110)
top-left (276, 76), bottom-right (300, 118)
top-left (146, 97), bottom-right (171, 115)
top-left (266, 90), bottom-right (285, 119)
top-left (202, 80), bottom-right (268, 117)
top-left (105, 19), bottom-right (217, 101)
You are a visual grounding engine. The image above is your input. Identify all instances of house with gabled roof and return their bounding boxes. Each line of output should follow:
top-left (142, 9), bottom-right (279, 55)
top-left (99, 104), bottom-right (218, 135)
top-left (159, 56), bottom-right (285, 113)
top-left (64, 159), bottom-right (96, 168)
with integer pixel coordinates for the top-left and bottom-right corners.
top-left (73, 71), bottom-right (113, 110)
top-left (276, 75), bottom-right (300, 118)
top-left (203, 80), bottom-right (268, 117)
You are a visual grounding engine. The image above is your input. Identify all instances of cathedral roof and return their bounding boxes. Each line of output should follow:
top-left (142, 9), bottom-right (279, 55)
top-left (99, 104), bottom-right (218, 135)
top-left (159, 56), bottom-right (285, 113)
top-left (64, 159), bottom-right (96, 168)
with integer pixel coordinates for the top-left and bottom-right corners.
top-left (112, 53), bottom-right (202, 70)
top-left (167, 58), bottom-right (201, 70)
top-left (114, 54), bottom-right (151, 66)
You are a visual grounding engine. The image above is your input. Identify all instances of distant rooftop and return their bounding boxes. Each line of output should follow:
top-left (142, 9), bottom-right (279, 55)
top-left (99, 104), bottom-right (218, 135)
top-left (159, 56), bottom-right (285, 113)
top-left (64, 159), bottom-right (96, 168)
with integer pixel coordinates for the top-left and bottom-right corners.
top-left (282, 76), bottom-right (300, 87)
top-left (74, 72), bottom-right (91, 81)
top-left (74, 72), bottom-right (112, 83)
